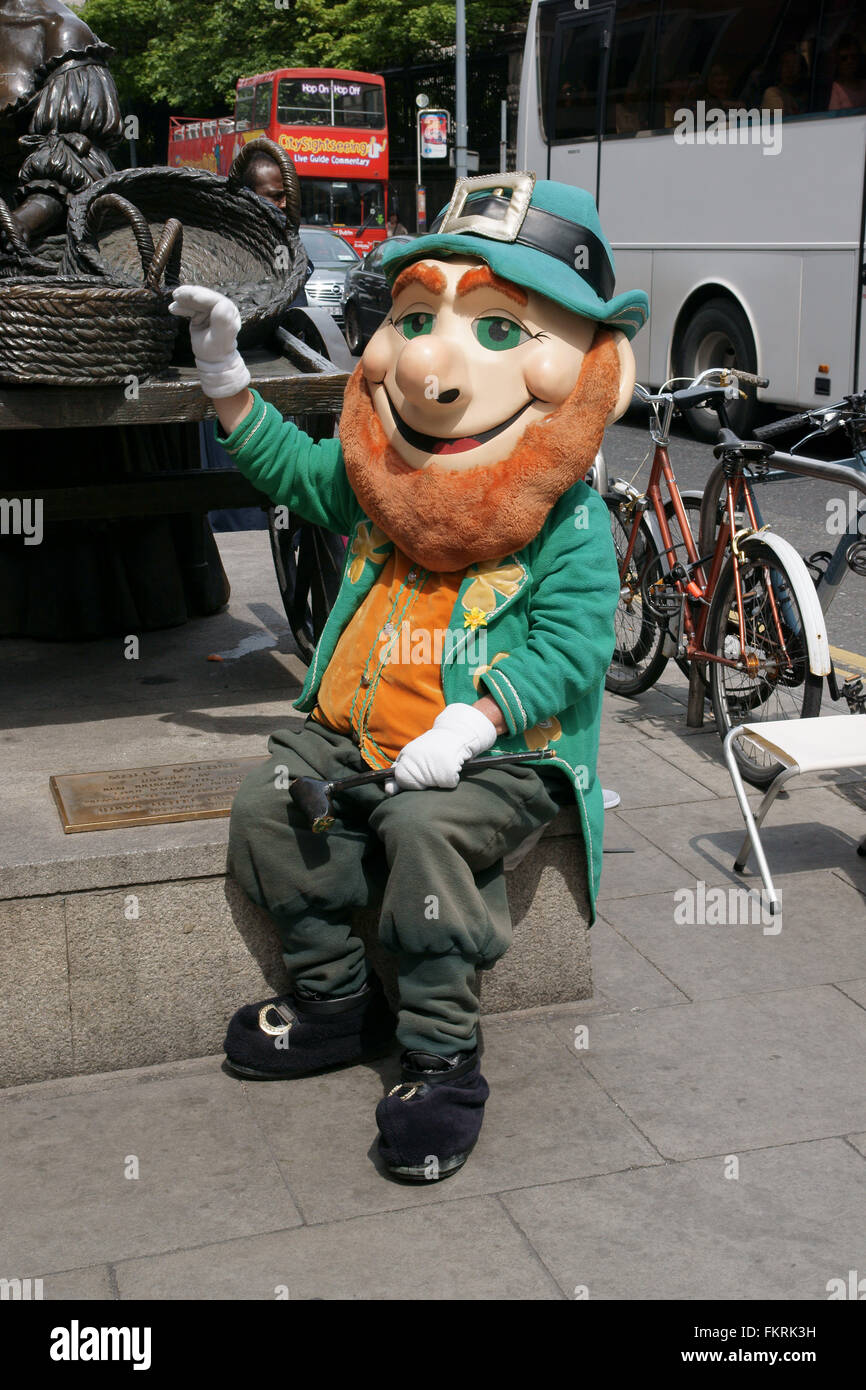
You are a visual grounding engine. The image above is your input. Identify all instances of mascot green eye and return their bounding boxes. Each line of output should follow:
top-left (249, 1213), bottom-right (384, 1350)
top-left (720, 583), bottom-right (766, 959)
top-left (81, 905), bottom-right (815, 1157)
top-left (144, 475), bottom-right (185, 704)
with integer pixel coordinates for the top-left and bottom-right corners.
top-left (473, 316), bottom-right (529, 351)
top-left (397, 311), bottom-right (435, 339)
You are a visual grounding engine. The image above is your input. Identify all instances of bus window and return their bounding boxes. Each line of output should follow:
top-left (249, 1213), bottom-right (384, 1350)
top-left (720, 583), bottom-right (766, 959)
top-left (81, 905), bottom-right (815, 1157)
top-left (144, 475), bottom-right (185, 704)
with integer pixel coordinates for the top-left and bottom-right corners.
top-left (298, 179), bottom-right (384, 228)
top-left (656, 2), bottom-right (819, 126)
top-left (253, 80), bottom-right (273, 128)
top-left (332, 80), bottom-right (386, 129)
top-left (277, 77), bottom-right (332, 125)
top-left (235, 85), bottom-right (254, 131)
top-left (550, 12), bottom-right (609, 141)
top-left (814, 1), bottom-right (866, 111)
top-left (605, 1), bottom-right (659, 135)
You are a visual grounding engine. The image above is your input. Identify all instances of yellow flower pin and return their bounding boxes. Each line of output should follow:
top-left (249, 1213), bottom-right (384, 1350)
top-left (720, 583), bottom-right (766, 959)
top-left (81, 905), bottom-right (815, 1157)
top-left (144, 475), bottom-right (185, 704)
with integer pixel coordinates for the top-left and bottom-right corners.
top-left (347, 522), bottom-right (390, 583)
top-left (463, 607), bottom-right (488, 630)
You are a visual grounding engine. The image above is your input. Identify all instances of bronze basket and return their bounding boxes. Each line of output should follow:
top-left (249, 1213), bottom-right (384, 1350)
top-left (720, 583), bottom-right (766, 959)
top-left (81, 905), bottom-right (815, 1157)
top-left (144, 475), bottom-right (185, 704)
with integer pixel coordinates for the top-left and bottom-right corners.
top-left (62, 138), bottom-right (309, 353)
top-left (0, 194), bottom-right (182, 387)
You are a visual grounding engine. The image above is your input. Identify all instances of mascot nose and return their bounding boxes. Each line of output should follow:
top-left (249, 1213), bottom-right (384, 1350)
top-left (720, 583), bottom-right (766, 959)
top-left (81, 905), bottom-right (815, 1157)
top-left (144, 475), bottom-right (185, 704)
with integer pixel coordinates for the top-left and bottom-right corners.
top-left (394, 337), bottom-right (465, 404)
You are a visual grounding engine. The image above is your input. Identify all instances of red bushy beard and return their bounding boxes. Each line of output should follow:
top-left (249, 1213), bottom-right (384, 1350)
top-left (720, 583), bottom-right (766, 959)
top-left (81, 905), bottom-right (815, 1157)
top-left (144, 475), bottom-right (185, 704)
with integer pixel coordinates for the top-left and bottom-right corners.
top-left (338, 328), bottom-right (620, 571)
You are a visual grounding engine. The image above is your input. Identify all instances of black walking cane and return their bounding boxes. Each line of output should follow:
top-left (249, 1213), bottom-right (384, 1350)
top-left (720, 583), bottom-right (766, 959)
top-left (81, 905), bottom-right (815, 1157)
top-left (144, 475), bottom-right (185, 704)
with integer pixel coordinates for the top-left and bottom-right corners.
top-left (290, 749), bottom-right (556, 833)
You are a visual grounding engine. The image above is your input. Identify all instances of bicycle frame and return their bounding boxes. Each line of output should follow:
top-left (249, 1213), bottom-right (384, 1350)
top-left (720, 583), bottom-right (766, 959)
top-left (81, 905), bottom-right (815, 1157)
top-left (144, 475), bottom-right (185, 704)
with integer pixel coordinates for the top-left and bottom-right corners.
top-left (617, 444), bottom-right (794, 673)
top-left (741, 449), bottom-right (866, 618)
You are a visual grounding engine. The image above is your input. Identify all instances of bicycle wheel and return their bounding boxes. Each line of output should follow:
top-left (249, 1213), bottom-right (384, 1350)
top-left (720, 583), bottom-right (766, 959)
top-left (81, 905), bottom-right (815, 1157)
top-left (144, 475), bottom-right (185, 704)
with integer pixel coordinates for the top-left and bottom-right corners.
top-left (706, 539), bottom-right (822, 787)
top-left (268, 511), bottom-right (346, 665)
top-left (604, 494), bottom-right (669, 695)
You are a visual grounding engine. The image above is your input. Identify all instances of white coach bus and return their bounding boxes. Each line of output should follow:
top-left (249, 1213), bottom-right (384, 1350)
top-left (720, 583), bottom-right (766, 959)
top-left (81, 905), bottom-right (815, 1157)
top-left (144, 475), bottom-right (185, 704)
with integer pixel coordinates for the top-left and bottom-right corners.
top-left (516, 0), bottom-right (866, 438)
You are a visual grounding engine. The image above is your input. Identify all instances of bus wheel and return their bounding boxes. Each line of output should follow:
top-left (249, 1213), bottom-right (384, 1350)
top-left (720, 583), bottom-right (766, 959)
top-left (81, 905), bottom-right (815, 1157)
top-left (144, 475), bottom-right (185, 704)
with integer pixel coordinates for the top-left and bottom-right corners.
top-left (344, 302), bottom-right (364, 355)
top-left (677, 297), bottom-right (758, 443)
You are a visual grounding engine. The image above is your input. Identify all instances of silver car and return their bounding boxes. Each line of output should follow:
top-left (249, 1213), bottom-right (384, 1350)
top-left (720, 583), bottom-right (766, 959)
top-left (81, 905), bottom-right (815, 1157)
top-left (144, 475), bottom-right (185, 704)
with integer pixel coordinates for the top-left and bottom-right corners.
top-left (298, 228), bottom-right (361, 326)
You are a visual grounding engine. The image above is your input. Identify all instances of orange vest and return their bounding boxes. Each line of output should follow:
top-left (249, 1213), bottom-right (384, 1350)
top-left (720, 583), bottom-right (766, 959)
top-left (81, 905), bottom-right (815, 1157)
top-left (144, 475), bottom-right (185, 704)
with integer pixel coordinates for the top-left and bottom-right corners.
top-left (312, 548), bottom-right (467, 769)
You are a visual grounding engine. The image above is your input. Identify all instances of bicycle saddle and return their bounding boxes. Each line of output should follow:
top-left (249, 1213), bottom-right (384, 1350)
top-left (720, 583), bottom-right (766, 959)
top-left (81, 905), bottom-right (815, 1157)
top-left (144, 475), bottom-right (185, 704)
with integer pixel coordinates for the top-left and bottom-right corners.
top-left (713, 429), bottom-right (775, 459)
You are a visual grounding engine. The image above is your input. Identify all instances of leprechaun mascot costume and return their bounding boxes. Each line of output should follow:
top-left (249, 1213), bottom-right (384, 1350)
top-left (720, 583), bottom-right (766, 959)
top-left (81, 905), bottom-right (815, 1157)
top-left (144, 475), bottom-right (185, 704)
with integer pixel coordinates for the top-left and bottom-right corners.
top-left (171, 173), bottom-right (648, 1182)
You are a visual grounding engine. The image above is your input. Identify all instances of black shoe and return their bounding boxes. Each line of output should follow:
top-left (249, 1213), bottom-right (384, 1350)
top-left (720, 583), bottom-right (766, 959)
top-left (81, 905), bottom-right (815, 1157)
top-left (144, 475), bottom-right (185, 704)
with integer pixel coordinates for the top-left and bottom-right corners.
top-left (375, 1049), bottom-right (488, 1182)
top-left (223, 971), bottom-right (396, 1079)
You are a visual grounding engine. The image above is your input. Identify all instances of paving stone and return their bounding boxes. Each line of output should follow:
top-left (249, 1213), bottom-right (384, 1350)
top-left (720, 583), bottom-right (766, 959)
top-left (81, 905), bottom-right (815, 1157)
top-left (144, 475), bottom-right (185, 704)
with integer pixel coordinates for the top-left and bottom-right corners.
top-left (545, 986), bottom-right (866, 1158)
top-left (834, 979), bottom-right (866, 1010)
top-left (38, 1266), bottom-right (114, 1300)
top-left (599, 871), bottom-right (866, 1001)
top-left (645, 731), bottom-right (866, 797)
top-left (0, 1070), bottom-right (301, 1271)
top-left (241, 1015), bottom-right (660, 1225)
top-left (597, 813), bottom-right (700, 901)
top-left (502, 1138), bottom-right (866, 1299)
top-left (0, 896), bottom-right (72, 1087)
top-left (113, 1194), bottom-right (562, 1300)
top-left (597, 739), bottom-right (716, 809)
top-left (585, 915), bottom-right (690, 1011)
top-left (618, 786), bottom-right (866, 894)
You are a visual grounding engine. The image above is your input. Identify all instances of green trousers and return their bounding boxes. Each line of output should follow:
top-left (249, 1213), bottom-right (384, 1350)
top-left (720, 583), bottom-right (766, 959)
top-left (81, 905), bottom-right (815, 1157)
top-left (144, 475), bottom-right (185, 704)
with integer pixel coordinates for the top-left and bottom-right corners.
top-left (227, 720), bottom-right (562, 1054)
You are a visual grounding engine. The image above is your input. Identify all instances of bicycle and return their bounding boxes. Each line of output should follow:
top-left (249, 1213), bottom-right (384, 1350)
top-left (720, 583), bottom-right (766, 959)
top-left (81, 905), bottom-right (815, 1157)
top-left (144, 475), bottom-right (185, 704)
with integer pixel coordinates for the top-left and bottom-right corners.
top-left (604, 367), bottom-right (831, 787)
top-left (732, 394), bottom-right (866, 722)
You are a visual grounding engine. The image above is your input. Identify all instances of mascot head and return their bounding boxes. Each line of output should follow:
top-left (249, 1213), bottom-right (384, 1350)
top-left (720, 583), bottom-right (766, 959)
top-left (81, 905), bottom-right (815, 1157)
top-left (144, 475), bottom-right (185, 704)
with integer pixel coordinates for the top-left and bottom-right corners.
top-left (339, 173), bottom-right (649, 571)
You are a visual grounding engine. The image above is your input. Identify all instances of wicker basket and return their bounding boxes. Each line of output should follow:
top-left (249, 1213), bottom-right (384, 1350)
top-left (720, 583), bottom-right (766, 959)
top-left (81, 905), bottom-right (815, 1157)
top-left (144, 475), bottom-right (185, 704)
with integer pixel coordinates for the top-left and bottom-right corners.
top-left (0, 194), bottom-right (182, 387)
top-left (63, 138), bottom-right (308, 353)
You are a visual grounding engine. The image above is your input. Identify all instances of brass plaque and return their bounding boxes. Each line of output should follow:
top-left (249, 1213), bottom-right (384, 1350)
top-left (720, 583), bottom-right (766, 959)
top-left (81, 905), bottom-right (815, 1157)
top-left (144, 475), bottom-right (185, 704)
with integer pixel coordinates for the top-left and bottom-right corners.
top-left (50, 756), bottom-right (269, 834)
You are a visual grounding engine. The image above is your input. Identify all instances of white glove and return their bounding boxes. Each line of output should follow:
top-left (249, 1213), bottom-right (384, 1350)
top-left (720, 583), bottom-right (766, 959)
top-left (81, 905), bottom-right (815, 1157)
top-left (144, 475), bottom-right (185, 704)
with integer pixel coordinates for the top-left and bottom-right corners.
top-left (385, 703), bottom-right (498, 794)
top-left (169, 285), bottom-right (251, 398)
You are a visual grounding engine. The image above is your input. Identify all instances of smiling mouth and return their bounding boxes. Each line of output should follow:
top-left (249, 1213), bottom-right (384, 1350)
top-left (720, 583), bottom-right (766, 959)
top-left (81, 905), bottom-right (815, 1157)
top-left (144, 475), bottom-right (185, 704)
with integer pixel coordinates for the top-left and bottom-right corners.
top-left (382, 387), bottom-right (536, 455)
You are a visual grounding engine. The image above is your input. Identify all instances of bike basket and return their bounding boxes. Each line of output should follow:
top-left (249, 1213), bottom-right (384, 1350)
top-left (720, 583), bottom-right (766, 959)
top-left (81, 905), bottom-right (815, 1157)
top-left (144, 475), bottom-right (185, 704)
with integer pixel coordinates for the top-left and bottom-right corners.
top-left (0, 194), bottom-right (182, 386)
top-left (61, 138), bottom-right (308, 355)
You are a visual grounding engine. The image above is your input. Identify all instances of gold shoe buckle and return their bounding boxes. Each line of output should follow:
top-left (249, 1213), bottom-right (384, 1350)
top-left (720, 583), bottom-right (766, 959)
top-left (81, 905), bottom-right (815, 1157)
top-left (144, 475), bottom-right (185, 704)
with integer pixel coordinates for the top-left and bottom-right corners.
top-left (258, 1002), bottom-right (294, 1037)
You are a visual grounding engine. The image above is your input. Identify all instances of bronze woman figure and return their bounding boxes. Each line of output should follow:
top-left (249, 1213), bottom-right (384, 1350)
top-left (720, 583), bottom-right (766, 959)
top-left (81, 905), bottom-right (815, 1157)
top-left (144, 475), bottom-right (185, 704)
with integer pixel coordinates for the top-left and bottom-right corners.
top-left (0, 0), bottom-right (121, 253)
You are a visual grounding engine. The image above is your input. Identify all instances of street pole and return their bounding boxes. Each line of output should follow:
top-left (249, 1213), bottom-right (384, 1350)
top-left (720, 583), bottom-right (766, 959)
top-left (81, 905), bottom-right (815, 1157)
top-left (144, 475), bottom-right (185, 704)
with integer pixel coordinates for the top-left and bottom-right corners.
top-left (455, 0), bottom-right (468, 179)
top-left (415, 93), bottom-right (428, 233)
top-left (499, 99), bottom-right (507, 172)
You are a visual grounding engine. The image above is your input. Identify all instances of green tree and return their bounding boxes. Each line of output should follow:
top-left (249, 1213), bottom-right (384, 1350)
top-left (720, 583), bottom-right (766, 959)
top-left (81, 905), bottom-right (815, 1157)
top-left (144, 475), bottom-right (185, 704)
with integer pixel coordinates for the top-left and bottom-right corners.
top-left (82, 0), bottom-right (530, 113)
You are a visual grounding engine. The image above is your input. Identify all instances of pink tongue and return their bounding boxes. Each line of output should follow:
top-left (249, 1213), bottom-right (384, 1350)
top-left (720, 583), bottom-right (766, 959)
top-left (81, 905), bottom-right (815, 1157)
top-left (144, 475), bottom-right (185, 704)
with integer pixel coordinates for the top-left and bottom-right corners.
top-left (432, 436), bottom-right (479, 455)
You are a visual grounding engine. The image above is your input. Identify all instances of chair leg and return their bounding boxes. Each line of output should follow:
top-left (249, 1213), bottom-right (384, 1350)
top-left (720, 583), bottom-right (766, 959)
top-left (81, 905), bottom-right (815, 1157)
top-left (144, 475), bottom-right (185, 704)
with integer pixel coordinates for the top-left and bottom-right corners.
top-left (733, 767), bottom-right (798, 870)
top-left (723, 727), bottom-right (781, 914)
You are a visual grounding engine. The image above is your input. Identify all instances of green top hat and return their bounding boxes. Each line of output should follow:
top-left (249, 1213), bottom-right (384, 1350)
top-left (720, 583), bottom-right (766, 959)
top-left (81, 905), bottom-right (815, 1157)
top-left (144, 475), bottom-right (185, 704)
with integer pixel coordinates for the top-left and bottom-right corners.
top-left (380, 172), bottom-right (649, 341)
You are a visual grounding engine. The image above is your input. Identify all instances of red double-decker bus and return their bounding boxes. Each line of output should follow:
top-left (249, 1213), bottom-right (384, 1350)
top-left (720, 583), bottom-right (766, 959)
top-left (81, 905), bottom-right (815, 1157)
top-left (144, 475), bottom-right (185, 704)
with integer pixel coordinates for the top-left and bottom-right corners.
top-left (168, 68), bottom-right (389, 254)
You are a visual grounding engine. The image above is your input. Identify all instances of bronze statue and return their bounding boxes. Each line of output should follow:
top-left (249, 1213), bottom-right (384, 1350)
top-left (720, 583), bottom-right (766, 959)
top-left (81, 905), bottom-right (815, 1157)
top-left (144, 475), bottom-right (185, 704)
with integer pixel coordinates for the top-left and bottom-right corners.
top-left (0, 1), bottom-right (232, 639)
top-left (0, 0), bottom-right (121, 253)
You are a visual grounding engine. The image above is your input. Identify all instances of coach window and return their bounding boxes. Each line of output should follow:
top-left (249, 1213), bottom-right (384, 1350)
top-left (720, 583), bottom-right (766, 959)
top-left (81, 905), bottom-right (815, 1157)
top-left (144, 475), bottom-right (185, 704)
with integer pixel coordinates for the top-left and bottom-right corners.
top-left (234, 85), bottom-right (254, 132)
top-left (605, 0), bottom-right (659, 135)
top-left (253, 80), bottom-right (273, 129)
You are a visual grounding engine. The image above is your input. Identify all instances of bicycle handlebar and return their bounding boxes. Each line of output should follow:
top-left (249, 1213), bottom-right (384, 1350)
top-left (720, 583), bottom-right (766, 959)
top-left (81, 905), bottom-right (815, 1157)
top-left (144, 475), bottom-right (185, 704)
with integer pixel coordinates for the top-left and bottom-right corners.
top-left (728, 369), bottom-right (770, 388)
top-left (753, 411), bottom-right (815, 442)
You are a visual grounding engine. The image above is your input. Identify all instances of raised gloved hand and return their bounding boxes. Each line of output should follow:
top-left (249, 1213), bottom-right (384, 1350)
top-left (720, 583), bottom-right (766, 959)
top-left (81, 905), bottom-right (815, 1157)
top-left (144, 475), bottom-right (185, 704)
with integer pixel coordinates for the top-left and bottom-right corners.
top-left (169, 285), bottom-right (250, 398)
top-left (385, 703), bottom-right (498, 794)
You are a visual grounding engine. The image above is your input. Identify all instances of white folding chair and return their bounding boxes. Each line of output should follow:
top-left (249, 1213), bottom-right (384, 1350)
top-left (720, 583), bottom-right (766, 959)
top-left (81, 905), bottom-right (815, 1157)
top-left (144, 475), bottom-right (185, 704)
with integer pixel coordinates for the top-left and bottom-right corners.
top-left (723, 716), bottom-right (866, 915)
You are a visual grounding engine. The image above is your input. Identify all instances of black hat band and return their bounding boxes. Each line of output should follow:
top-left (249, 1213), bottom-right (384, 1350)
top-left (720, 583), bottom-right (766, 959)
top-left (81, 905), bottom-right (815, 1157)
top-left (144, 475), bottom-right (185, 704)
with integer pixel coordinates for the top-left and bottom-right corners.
top-left (430, 194), bottom-right (616, 303)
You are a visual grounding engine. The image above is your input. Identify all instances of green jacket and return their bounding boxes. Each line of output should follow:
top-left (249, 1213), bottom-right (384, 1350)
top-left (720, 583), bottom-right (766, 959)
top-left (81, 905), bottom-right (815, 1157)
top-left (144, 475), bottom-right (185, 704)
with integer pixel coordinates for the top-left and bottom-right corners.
top-left (219, 391), bottom-right (620, 917)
